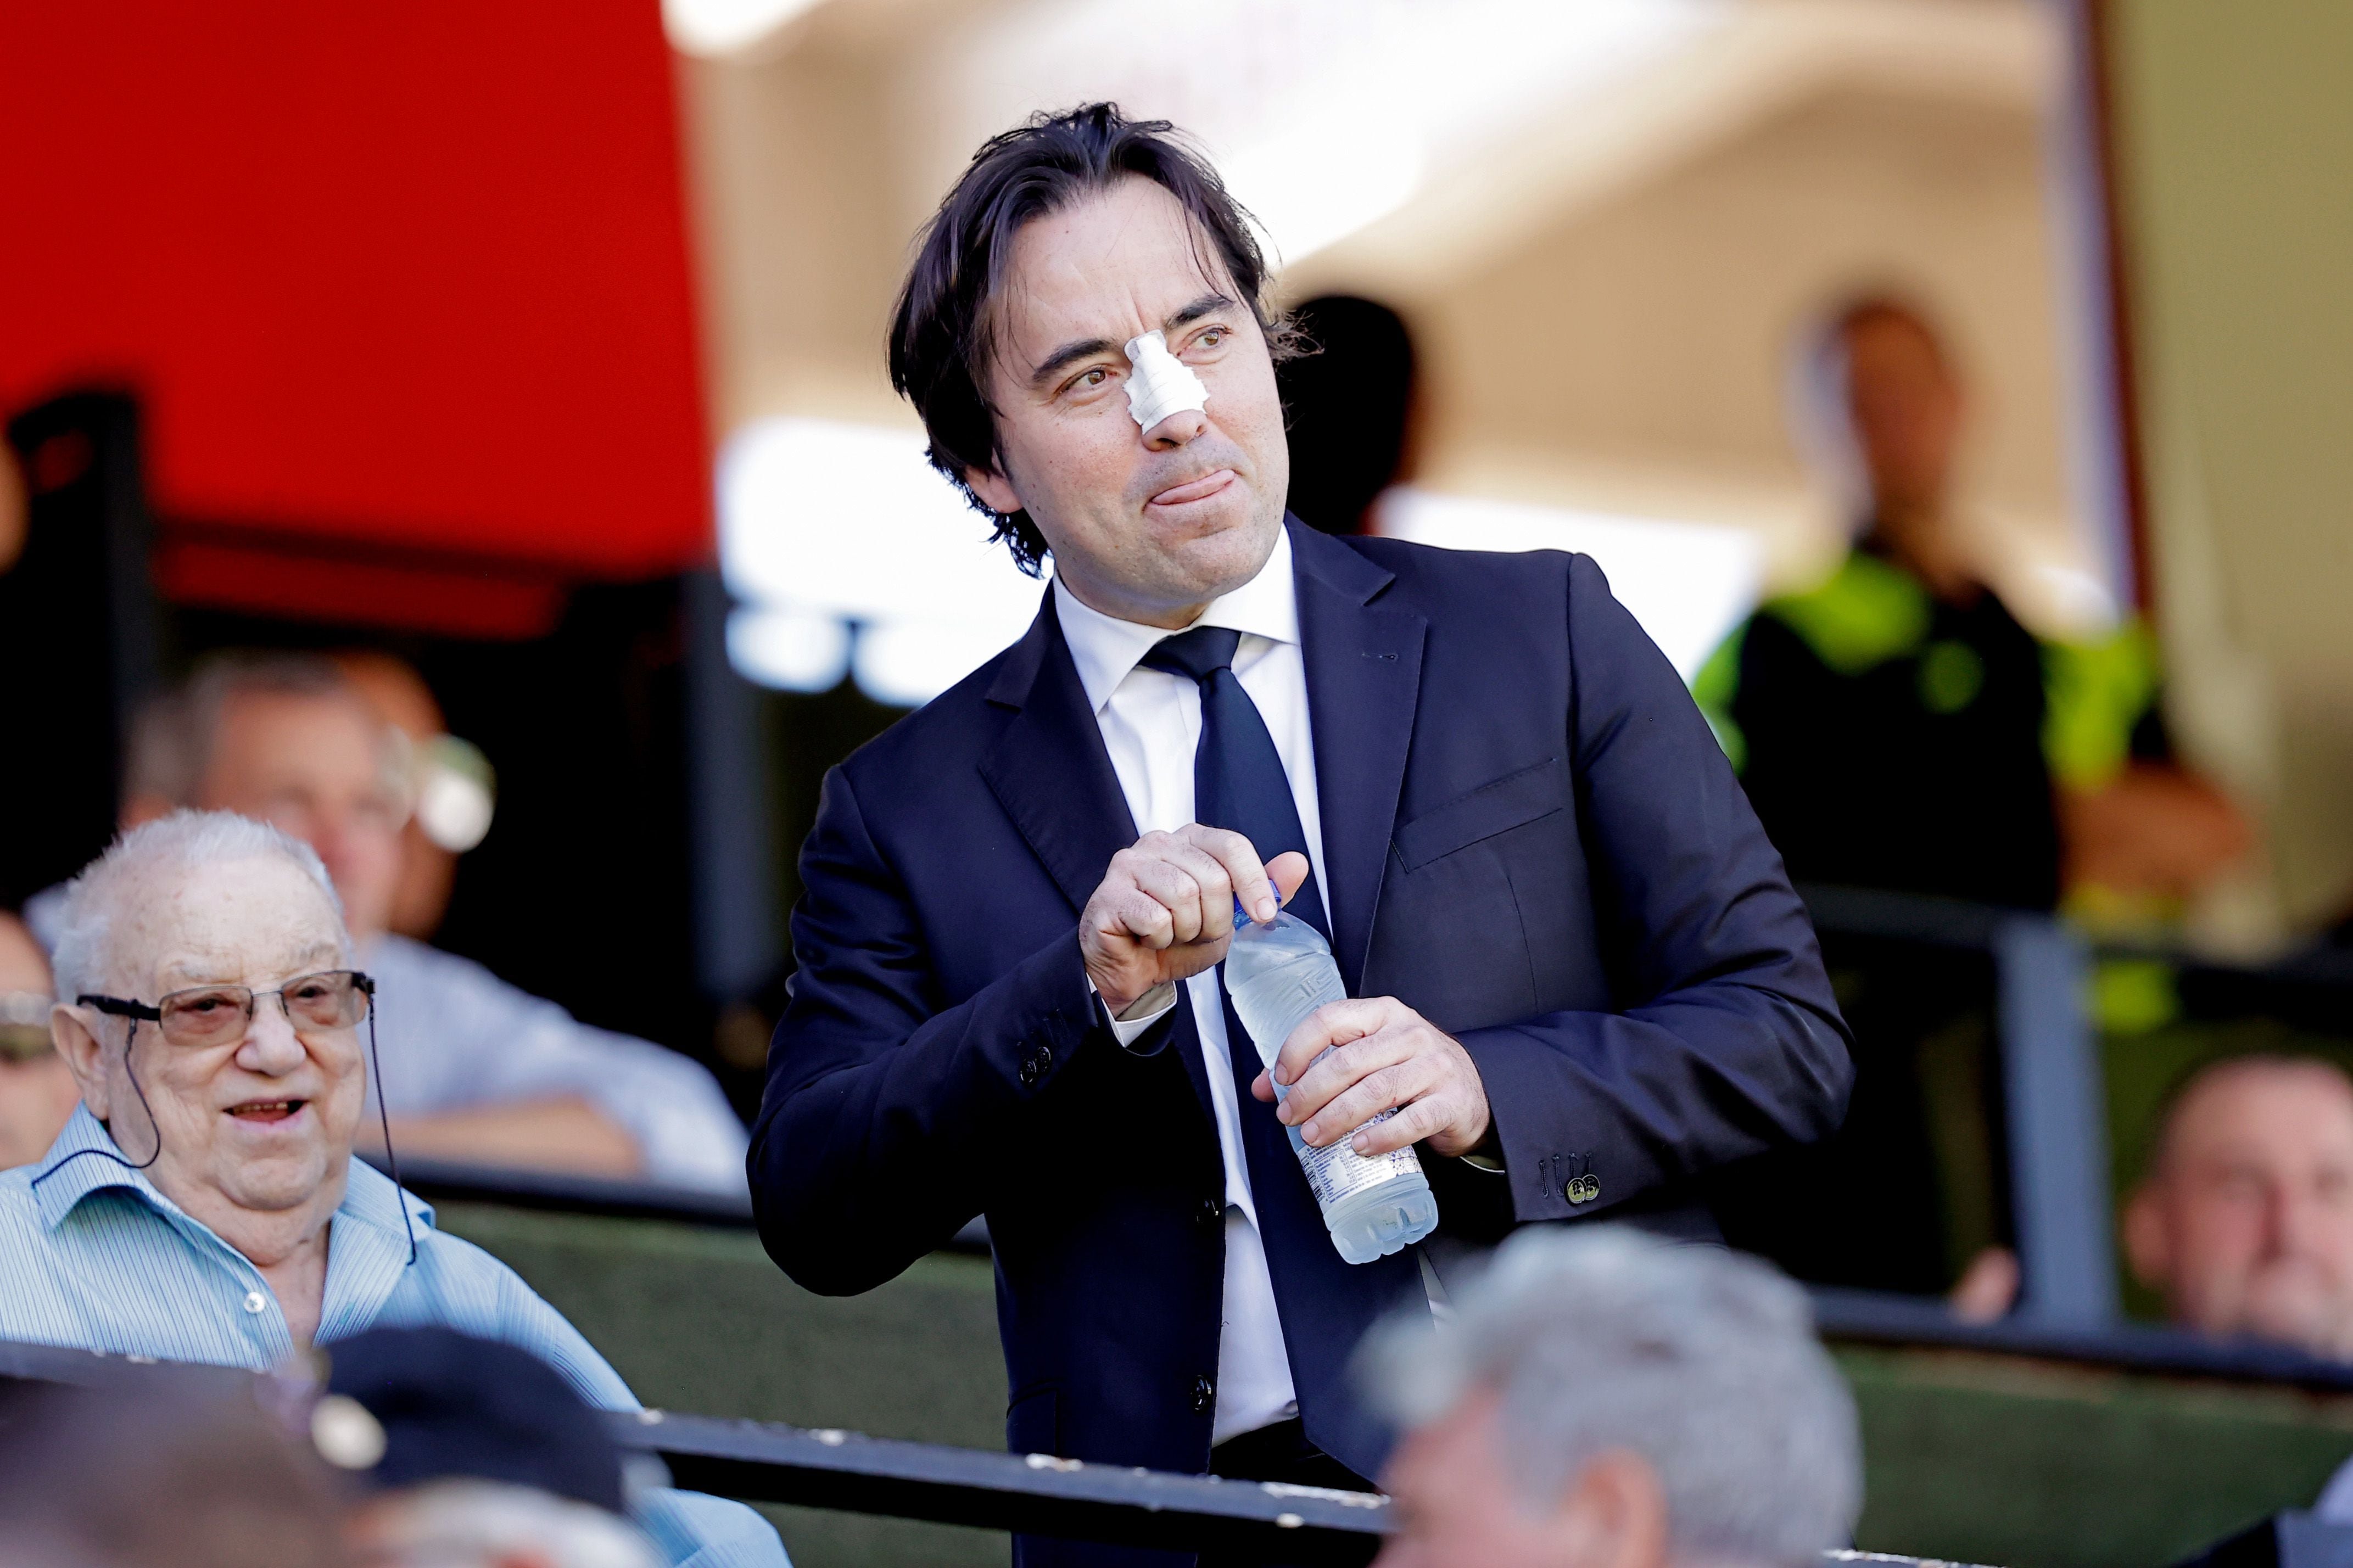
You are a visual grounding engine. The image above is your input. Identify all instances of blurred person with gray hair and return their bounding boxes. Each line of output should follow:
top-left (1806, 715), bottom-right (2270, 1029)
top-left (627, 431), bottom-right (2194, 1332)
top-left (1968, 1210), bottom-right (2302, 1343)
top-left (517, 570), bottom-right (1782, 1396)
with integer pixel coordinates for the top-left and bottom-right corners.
top-left (20, 649), bottom-right (749, 1194)
top-left (0, 812), bottom-right (788, 1567)
top-left (1367, 1228), bottom-right (1860, 1568)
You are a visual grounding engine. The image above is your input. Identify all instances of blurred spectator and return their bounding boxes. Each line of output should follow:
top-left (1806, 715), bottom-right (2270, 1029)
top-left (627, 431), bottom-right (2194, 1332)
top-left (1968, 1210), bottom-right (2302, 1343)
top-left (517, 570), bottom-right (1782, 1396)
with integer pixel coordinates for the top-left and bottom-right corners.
top-left (1696, 295), bottom-right (2248, 913)
top-left (2124, 1055), bottom-right (2353, 1360)
top-left (0, 911), bottom-right (78, 1167)
top-left (0, 812), bottom-right (786, 1566)
top-left (1367, 1228), bottom-right (1860, 1568)
top-left (22, 652), bottom-right (748, 1192)
top-left (325, 1325), bottom-right (725, 1568)
top-left (1276, 294), bottom-right (1419, 536)
top-left (331, 651), bottom-right (493, 943)
top-left (0, 1377), bottom-right (351, 1568)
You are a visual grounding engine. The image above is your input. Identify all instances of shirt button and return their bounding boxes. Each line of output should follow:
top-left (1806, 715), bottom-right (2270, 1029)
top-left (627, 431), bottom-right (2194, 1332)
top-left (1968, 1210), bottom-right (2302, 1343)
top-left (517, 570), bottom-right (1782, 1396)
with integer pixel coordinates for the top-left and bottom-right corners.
top-left (1191, 1374), bottom-right (1216, 1414)
top-left (242, 1290), bottom-right (267, 1314)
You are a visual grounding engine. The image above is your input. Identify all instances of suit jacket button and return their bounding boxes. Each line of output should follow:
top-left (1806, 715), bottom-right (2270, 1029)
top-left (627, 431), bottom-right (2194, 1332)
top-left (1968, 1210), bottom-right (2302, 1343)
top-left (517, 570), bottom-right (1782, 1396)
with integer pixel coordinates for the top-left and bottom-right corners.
top-left (1018, 1055), bottom-right (1042, 1089)
top-left (1191, 1374), bottom-right (1215, 1414)
top-left (1198, 1196), bottom-right (1223, 1227)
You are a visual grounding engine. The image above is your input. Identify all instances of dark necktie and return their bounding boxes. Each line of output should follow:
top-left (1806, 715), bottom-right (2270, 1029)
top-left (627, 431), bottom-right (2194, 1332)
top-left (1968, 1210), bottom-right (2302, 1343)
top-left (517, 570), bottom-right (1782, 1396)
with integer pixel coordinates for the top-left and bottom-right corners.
top-left (1138, 626), bottom-right (1330, 940)
top-left (1140, 623), bottom-right (1417, 1476)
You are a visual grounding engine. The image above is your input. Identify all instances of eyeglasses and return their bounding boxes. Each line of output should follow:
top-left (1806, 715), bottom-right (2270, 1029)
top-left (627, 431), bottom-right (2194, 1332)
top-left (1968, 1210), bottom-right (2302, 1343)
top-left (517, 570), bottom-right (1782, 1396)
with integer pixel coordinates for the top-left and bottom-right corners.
top-left (79, 971), bottom-right (375, 1051)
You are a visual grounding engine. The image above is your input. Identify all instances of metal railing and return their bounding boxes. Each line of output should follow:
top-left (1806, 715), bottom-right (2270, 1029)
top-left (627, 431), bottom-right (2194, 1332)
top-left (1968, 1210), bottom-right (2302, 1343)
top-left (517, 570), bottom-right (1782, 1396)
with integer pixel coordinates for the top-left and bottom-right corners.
top-left (0, 1337), bottom-right (1379, 1563)
top-left (1798, 882), bottom-right (2353, 1338)
top-left (1795, 884), bottom-right (2118, 1329)
top-left (2, 1338), bottom-right (2019, 1566)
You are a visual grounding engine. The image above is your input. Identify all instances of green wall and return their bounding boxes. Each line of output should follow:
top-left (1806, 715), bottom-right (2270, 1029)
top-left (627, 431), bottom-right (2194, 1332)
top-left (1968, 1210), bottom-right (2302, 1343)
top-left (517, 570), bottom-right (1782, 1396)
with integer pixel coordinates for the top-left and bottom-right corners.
top-left (438, 1203), bottom-right (2353, 1568)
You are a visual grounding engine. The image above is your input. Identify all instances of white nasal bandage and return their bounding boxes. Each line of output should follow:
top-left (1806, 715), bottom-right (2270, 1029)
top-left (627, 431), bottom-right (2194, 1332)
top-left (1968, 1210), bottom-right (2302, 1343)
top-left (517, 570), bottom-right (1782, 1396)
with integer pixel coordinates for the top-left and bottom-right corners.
top-left (1124, 330), bottom-right (1209, 431)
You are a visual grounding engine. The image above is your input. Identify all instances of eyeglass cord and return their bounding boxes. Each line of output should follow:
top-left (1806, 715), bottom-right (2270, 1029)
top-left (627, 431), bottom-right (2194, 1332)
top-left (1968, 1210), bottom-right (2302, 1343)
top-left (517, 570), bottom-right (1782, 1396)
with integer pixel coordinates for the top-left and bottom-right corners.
top-left (32, 1011), bottom-right (419, 1268)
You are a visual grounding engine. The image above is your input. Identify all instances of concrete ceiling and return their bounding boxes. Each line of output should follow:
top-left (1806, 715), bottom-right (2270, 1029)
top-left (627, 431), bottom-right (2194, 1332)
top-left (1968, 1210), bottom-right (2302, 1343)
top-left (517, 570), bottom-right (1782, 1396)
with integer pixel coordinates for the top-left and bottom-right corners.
top-left (676, 0), bottom-right (2092, 606)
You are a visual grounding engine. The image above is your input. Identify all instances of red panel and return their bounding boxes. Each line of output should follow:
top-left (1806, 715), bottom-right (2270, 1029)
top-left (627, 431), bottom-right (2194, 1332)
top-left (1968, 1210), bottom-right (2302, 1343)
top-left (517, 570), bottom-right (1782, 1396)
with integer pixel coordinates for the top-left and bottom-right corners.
top-left (155, 537), bottom-right (572, 641)
top-left (0, 1), bottom-right (712, 584)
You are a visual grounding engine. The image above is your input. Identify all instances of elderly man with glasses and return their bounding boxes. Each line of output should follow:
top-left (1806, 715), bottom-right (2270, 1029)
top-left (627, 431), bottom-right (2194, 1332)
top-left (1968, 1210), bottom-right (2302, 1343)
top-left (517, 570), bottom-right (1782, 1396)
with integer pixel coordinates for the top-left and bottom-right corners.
top-left (0, 811), bottom-right (789, 1568)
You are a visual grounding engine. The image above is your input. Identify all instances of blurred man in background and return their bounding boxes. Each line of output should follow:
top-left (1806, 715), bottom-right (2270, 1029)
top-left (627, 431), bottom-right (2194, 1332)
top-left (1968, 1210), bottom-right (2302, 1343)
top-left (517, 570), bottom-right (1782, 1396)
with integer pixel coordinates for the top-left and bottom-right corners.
top-left (1276, 294), bottom-right (1419, 538)
top-left (1, 811), bottom-right (785, 1565)
top-left (1693, 295), bottom-right (2254, 1306)
top-left (325, 1325), bottom-right (684, 1568)
top-left (2125, 1055), bottom-right (2353, 1361)
top-left (331, 650), bottom-right (490, 944)
top-left (1698, 295), bottom-right (2248, 914)
top-left (1368, 1227), bottom-right (1860, 1568)
top-left (0, 910), bottom-right (78, 1166)
top-left (22, 652), bottom-right (747, 1192)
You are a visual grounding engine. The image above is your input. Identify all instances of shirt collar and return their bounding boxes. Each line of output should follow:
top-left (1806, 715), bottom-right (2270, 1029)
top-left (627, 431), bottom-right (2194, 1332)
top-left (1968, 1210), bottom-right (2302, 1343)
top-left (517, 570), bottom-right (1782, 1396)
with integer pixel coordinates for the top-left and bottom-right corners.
top-left (27, 1104), bottom-right (183, 1232)
top-left (1053, 524), bottom-right (1299, 715)
top-left (28, 1102), bottom-right (432, 1242)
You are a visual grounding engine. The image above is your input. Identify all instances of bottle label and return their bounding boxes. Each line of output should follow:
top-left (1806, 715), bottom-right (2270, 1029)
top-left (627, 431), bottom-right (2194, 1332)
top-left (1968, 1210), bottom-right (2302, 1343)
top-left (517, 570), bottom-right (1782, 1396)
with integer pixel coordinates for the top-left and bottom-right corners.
top-left (1294, 1111), bottom-right (1421, 1206)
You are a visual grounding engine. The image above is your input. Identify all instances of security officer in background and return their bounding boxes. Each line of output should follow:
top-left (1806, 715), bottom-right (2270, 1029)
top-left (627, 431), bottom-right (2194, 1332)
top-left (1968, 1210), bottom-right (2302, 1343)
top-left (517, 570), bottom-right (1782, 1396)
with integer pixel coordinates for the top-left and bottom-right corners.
top-left (1697, 295), bottom-right (2248, 916)
top-left (1694, 296), bottom-right (2250, 1303)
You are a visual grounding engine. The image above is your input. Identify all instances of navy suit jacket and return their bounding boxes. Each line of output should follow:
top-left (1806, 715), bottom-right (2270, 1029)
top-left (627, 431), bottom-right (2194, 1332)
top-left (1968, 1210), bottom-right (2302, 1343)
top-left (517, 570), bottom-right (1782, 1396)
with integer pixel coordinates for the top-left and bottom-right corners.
top-left (751, 521), bottom-right (1852, 1553)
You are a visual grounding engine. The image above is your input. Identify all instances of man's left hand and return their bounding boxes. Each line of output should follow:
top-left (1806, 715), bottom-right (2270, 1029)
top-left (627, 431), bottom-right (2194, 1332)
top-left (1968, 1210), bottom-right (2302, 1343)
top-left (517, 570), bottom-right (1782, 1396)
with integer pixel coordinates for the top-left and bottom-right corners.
top-left (1250, 997), bottom-right (1492, 1158)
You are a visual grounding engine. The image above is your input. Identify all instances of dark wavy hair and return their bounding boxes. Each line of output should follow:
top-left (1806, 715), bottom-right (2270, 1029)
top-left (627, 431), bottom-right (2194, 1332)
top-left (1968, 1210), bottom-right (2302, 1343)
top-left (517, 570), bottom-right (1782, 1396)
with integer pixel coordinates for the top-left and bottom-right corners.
top-left (887, 103), bottom-right (1292, 576)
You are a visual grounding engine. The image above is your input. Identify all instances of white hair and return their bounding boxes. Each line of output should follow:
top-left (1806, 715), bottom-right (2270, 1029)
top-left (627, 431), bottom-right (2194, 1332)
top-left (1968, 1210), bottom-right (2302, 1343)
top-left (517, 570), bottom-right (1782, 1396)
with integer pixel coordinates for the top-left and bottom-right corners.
top-left (364, 1480), bottom-right (658, 1568)
top-left (1372, 1228), bottom-right (1861, 1568)
top-left (50, 811), bottom-right (348, 1007)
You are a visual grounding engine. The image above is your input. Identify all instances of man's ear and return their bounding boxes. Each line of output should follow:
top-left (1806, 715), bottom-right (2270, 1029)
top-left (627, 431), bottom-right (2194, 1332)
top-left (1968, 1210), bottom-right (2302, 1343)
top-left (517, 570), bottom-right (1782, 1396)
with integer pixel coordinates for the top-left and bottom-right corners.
top-left (121, 792), bottom-right (175, 829)
top-left (1552, 1450), bottom-right (1670, 1568)
top-left (49, 1005), bottom-right (111, 1119)
top-left (965, 464), bottom-right (1023, 518)
top-left (2122, 1183), bottom-right (2171, 1291)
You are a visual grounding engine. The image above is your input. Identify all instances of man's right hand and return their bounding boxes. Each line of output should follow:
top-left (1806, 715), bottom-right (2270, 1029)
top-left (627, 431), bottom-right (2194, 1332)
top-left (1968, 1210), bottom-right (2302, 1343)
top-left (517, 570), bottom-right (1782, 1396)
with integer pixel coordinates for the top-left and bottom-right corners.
top-left (1081, 826), bottom-right (1309, 1017)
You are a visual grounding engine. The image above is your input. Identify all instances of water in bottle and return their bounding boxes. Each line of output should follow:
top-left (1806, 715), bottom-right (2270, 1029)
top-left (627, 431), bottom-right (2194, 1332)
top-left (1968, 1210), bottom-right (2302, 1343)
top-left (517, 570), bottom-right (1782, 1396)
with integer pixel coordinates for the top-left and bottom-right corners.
top-left (1223, 910), bottom-right (1439, 1264)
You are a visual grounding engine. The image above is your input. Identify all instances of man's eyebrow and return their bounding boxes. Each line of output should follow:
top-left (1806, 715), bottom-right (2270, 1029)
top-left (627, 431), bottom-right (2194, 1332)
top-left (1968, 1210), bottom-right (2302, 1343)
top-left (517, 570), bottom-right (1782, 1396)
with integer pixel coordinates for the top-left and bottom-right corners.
top-left (1025, 294), bottom-right (1240, 390)
top-left (1165, 292), bottom-right (1237, 332)
top-left (1029, 336), bottom-right (1119, 390)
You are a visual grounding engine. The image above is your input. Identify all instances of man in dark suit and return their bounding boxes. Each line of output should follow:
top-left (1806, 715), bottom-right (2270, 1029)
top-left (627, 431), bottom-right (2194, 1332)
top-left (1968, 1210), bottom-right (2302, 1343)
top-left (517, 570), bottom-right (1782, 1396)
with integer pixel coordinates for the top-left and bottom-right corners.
top-left (750, 104), bottom-right (1853, 1566)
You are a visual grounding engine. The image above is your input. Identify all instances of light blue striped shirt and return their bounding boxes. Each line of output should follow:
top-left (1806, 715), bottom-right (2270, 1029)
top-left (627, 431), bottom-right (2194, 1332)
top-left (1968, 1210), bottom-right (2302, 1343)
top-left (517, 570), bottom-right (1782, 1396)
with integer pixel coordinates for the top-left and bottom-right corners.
top-left (0, 1106), bottom-right (787, 1568)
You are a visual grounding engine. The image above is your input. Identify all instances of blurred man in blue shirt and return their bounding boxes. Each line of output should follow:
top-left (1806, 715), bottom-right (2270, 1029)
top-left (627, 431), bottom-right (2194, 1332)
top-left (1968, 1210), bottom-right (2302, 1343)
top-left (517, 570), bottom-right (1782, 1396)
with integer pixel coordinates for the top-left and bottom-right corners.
top-left (1, 811), bottom-right (784, 1568)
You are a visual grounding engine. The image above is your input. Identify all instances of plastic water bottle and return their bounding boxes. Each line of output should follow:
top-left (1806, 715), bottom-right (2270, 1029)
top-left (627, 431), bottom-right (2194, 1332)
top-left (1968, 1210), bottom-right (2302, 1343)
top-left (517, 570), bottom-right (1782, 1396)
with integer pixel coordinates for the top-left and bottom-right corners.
top-left (1223, 911), bottom-right (1439, 1264)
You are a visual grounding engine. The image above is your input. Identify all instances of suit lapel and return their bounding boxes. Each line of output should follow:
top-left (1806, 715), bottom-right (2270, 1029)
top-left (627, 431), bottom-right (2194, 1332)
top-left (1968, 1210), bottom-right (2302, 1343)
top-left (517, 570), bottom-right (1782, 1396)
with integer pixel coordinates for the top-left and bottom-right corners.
top-left (1292, 520), bottom-right (1425, 993)
top-left (978, 593), bottom-right (1221, 1122)
top-left (979, 593), bottom-right (1138, 912)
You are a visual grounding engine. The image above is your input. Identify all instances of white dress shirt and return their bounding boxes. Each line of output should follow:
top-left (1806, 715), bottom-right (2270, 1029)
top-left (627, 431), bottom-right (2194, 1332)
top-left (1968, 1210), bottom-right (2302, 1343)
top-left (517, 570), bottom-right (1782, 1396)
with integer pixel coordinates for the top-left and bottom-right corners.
top-left (1052, 524), bottom-right (1323, 1446)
